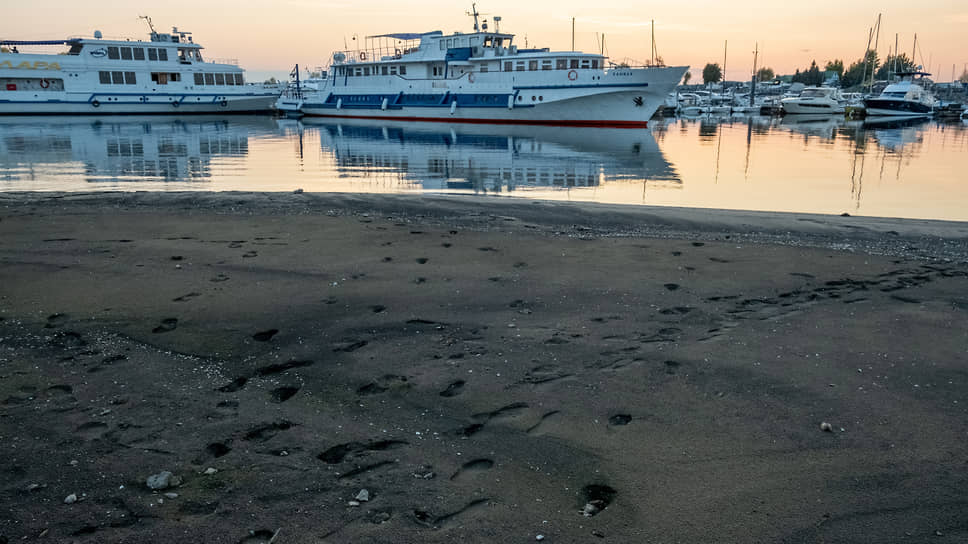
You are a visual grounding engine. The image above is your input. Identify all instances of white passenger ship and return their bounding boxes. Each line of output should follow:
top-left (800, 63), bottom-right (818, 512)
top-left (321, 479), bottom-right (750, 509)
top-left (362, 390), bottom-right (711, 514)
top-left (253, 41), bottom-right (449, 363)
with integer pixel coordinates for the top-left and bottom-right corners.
top-left (277, 8), bottom-right (687, 128)
top-left (0, 19), bottom-right (277, 114)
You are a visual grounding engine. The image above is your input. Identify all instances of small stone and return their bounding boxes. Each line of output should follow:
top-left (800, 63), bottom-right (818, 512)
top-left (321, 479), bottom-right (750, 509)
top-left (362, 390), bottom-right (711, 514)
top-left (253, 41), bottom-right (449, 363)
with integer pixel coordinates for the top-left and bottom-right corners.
top-left (164, 492), bottom-right (178, 499)
top-left (174, 264), bottom-right (182, 269)
top-left (355, 489), bottom-right (370, 502)
top-left (536, 535), bottom-right (545, 541)
top-left (203, 467), bottom-right (218, 475)
top-left (820, 422), bottom-right (833, 432)
top-left (146, 471), bottom-right (173, 490)
top-left (64, 493), bottom-right (77, 504)
top-left (348, 500), bottom-right (361, 507)
top-left (69, 460), bottom-right (78, 466)
top-left (581, 502), bottom-right (600, 517)
top-left (25, 483), bottom-right (43, 492)
top-left (279, 450), bottom-right (289, 456)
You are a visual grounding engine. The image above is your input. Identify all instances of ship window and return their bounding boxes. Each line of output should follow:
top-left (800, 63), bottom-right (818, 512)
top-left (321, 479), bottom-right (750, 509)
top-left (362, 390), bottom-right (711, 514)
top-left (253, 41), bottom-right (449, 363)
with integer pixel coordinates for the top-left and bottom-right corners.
top-left (480, 65), bottom-right (488, 73)
top-left (111, 71), bottom-right (124, 84)
top-left (363, 67), bottom-right (371, 76)
top-left (515, 61), bottom-right (525, 71)
top-left (541, 60), bottom-right (552, 70)
top-left (68, 43), bottom-right (83, 55)
top-left (148, 48), bottom-right (158, 61)
top-left (225, 73), bottom-right (236, 85)
top-left (381, 66), bottom-right (388, 75)
top-left (581, 59), bottom-right (590, 69)
top-left (504, 61), bottom-right (512, 72)
top-left (151, 72), bottom-right (169, 84)
top-left (234, 74), bottom-right (243, 85)
top-left (215, 73), bottom-right (225, 85)
top-left (399, 65), bottom-right (406, 75)
top-left (470, 37), bottom-right (479, 46)
top-left (133, 48), bottom-right (145, 61)
top-left (591, 59), bottom-right (598, 69)
top-left (528, 60), bottom-right (538, 71)
top-left (439, 41), bottom-right (446, 51)
top-left (354, 68), bottom-right (362, 77)
top-left (556, 59), bottom-right (567, 70)
top-left (107, 47), bottom-right (120, 60)
top-left (389, 66), bottom-right (397, 75)
top-left (99, 71), bottom-right (111, 84)
top-left (120, 47), bottom-right (133, 60)
top-left (194, 73), bottom-right (204, 85)
top-left (158, 49), bottom-right (168, 61)
top-left (204, 73), bottom-right (215, 85)
top-left (169, 73), bottom-right (180, 82)
top-left (124, 72), bottom-right (136, 84)
top-left (570, 59), bottom-right (579, 69)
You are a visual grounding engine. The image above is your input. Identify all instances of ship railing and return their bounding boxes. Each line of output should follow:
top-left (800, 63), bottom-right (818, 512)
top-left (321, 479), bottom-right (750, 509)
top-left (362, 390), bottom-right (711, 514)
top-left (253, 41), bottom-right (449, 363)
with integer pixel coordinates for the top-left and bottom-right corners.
top-left (335, 43), bottom-right (420, 64)
top-left (210, 58), bottom-right (239, 66)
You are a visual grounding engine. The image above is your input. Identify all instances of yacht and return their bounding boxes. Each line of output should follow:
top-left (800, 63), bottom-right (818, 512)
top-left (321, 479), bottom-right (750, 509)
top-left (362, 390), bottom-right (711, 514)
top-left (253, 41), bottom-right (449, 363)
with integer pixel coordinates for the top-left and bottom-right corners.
top-left (780, 87), bottom-right (845, 115)
top-left (0, 19), bottom-right (277, 114)
top-left (863, 72), bottom-right (937, 117)
top-left (277, 8), bottom-right (687, 128)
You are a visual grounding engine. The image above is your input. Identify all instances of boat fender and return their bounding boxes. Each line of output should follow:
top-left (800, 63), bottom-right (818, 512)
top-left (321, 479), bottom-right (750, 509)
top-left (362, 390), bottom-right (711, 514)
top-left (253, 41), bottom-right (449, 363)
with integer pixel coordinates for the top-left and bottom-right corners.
top-left (468, 72), bottom-right (475, 83)
top-left (91, 99), bottom-right (100, 108)
top-left (220, 99), bottom-right (228, 107)
top-left (336, 98), bottom-right (342, 110)
top-left (568, 70), bottom-right (578, 81)
top-left (381, 97), bottom-right (388, 111)
top-left (39, 79), bottom-right (50, 89)
top-left (507, 95), bottom-right (514, 110)
top-left (450, 100), bottom-right (457, 115)
top-left (359, 51), bottom-right (366, 61)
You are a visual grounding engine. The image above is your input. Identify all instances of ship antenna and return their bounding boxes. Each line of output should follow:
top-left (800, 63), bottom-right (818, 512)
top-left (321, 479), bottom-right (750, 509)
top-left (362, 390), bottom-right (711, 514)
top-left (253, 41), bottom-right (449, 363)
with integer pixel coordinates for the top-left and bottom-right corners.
top-left (139, 15), bottom-right (156, 34)
top-left (467, 3), bottom-right (481, 32)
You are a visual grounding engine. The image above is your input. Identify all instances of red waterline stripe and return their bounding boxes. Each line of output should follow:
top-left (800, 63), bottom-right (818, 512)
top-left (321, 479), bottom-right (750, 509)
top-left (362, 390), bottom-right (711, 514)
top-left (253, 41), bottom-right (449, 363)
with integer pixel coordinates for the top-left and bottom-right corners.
top-left (300, 112), bottom-right (648, 129)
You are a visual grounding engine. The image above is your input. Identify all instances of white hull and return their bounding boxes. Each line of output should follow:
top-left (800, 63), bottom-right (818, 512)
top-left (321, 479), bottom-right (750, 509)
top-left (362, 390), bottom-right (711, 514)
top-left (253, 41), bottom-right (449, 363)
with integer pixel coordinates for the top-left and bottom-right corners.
top-left (296, 66), bottom-right (687, 128)
top-left (781, 102), bottom-right (845, 115)
top-left (0, 93), bottom-right (275, 115)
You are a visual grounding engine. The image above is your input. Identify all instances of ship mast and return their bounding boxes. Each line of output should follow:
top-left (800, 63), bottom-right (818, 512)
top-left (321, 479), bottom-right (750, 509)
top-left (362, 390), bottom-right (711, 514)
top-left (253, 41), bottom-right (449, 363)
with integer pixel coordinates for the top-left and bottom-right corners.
top-left (139, 15), bottom-right (156, 35)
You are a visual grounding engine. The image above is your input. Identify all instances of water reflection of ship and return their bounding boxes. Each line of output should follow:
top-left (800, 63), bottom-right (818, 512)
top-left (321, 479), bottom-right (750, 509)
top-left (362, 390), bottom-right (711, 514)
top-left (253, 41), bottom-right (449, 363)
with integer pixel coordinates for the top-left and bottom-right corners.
top-left (0, 115), bottom-right (273, 182)
top-left (297, 118), bottom-right (680, 193)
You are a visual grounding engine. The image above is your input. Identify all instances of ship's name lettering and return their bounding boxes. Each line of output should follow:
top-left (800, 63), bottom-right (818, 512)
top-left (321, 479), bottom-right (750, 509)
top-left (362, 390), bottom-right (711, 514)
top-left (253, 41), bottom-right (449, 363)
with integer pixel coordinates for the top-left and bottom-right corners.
top-left (0, 61), bottom-right (62, 70)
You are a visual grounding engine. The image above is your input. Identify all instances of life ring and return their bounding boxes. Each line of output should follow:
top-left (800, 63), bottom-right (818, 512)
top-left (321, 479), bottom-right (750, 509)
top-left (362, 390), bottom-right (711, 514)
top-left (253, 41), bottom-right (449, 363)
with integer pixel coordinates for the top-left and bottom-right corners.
top-left (39, 79), bottom-right (50, 89)
top-left (91, 99), bottom-right (100, 108)
top-left (468, 72), bottom-right (475, 83)
top-left (359, 51), bottom-right (366, 61)
top-left (567, 70), bottom-right (578, 81)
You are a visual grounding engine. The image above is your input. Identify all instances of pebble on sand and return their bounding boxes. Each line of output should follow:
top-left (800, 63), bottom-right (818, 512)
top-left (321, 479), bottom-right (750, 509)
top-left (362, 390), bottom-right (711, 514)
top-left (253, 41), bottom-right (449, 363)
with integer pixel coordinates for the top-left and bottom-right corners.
top-left (203, 467), bottom-right (218, 475)
top-left (63, 493), bottom-right (77, 504)
top-left (355, 489), bottom-right (370, 502)
top-left (820, 422), bottom-right (833, 432)
top-left (146, 471), bottom-right (176, 490)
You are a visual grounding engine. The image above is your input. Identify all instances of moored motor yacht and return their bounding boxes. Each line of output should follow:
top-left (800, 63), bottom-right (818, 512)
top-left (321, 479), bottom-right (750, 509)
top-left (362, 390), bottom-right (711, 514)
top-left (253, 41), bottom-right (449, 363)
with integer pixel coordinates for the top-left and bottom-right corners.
top-left (863, 72), bottom-right (937, 117)
top-left (780, 87), bottom-right (845, 115)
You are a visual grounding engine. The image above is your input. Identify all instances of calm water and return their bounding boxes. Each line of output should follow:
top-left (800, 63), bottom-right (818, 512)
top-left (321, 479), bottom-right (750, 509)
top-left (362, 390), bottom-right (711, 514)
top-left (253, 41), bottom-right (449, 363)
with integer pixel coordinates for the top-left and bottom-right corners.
top-left (1, 114), bottom-right (966, 221)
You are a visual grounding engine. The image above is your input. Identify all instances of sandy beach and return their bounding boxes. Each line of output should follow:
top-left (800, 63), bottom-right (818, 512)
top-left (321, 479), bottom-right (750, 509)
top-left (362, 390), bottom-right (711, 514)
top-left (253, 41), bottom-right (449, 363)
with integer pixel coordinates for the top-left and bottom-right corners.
top-left (1, 191), bottom-right (967, 543)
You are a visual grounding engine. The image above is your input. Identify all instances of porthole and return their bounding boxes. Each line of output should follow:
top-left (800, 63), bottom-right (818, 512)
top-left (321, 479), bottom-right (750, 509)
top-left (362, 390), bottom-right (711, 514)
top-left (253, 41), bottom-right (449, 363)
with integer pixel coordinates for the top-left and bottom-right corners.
top-left (531, 95), bottom-right (536, 101)
top-left (539, 96), bottom-right (543, 101)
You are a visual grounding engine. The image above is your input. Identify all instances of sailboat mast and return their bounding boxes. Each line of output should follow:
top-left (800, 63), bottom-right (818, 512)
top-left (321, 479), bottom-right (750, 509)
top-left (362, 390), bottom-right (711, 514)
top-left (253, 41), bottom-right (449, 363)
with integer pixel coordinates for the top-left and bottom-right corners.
top-left (723, 40), bottom-right (727, 88)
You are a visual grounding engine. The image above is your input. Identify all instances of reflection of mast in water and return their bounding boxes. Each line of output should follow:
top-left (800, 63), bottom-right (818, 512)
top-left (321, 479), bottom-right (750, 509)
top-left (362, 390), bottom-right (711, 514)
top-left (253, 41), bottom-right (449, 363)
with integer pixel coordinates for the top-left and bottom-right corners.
top-left (848, 122), bottom-right (867, 212)
top-left (744, 117), bottom-right (753, 180)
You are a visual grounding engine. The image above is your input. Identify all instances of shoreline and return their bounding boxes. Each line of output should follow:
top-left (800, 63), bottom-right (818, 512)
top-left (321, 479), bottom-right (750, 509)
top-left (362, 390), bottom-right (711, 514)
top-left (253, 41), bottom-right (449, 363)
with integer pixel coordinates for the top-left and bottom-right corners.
top-left (1, 190), bottom-right (967, 542)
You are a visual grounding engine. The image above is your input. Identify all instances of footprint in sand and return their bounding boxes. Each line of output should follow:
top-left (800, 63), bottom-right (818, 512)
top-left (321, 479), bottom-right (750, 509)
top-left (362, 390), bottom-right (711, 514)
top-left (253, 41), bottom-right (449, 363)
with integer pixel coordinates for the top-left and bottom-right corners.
top-left (439, 380), bottom-right (466, 398)
top-left (152, 318), bottom-right (178, 333)
top-left (252, 329), bottom-right (278, 342)
top-left (269, 386), bottom-right (300, 403)
top-left (450, 458), bottom-right (494, 480)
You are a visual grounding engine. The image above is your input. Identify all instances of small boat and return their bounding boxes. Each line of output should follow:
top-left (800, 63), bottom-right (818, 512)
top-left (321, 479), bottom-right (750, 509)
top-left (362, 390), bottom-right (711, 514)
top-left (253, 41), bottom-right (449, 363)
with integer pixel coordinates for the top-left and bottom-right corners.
top-left (281, 7), bottom-right (687, 128)
top-left (780, 87), bottom-right (845, 115)
top-left (863, 72), bottom-right (936, 117)
top-left (0, 19), bottom-right (277, 115)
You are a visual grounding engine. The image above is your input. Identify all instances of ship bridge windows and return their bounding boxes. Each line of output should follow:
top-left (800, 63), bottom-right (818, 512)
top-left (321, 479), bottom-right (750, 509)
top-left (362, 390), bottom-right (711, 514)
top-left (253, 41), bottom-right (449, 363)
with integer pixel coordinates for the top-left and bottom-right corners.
top-left (528, 60), bottom-right (538, 71)
top-left (107, 46), bottom-right (120, 60)
top-left (133, 48), bottom-right (145, 61)
top-left (556, 59), bottom-right (567, 70)
top-left (120, 47), bottom-right (133, 60)
top-left (541, 60), bottom-right (552, 70)
top-left (68, 42), bottom-right (83, 55)
top-left (194, 72), bottom-right (244, 85)
top-left (147, 48), bottom-right (169, 62)
top-left (570, 59), bottom-right (579, 69)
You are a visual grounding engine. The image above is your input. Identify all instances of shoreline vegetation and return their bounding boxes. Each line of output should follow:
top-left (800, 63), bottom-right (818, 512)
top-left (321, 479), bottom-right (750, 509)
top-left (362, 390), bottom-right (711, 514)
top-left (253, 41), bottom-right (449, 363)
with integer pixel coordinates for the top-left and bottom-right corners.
top-left (1, 192), bottom-right (967, 542)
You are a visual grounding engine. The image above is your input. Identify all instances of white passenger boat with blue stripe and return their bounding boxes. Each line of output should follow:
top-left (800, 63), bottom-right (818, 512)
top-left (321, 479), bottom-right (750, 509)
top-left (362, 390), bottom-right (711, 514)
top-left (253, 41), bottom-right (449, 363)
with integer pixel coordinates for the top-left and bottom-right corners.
top-left (0, 19), bottom-right (277, 115)
top-left (277, 9), bottom-right (687, 128)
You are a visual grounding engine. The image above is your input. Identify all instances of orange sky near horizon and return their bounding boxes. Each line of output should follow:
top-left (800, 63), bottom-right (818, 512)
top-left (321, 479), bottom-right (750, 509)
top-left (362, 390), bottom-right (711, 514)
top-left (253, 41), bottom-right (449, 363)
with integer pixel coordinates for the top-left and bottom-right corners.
top-left (3, 0), bottom-right (967, 81)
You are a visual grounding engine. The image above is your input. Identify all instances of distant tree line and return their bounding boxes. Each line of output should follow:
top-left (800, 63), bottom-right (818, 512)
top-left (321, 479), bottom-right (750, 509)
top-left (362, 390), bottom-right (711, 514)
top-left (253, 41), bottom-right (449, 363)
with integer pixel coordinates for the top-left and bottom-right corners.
top-left (699, 50), bottom-right (930, 89)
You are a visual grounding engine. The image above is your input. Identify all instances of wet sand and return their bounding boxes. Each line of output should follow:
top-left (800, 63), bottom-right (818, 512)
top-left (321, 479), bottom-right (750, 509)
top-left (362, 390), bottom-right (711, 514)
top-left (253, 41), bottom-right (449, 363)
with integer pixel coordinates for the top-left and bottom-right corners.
top-left (1, 192), bottom-right (967, 543)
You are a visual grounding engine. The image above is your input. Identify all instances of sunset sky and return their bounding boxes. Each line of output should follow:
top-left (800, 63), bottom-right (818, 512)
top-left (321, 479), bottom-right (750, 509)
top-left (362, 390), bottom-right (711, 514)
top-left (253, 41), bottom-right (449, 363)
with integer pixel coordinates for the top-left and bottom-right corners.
top-left (3, 0), bottom-right (967, 82)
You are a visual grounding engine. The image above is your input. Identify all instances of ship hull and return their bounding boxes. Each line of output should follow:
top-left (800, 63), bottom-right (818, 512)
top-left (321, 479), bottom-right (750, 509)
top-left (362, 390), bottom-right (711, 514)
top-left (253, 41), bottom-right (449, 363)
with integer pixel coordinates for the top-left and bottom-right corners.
top-left (297, 67), bottom-right (687, 128)
top-left (0, 93), bottom-right (276, 115)
top-left (863, 98), bottom-right (932, 117)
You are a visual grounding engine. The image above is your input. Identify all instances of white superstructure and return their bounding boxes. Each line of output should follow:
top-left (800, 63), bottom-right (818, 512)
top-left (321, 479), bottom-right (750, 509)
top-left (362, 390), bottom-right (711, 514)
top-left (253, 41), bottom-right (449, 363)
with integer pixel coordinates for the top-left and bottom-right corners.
top-left (0, 21), bottom-right (277, 114)
top-left (277, 8), bottom-right (687, 128)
